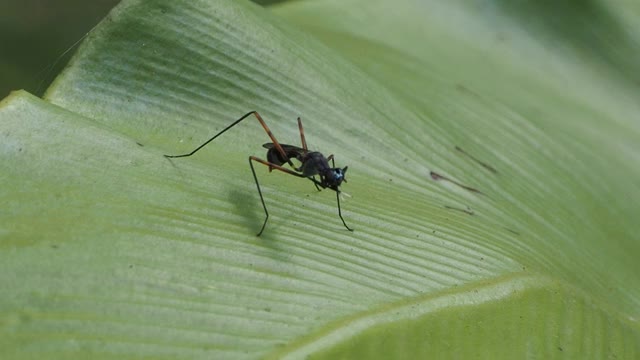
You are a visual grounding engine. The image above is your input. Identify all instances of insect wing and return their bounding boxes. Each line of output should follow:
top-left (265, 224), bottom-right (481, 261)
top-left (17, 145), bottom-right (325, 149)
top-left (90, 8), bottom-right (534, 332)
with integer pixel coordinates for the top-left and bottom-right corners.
top-left (262, 143), bottom-right (305, 153)
top-left (262, 143), bottom-right (304, 165)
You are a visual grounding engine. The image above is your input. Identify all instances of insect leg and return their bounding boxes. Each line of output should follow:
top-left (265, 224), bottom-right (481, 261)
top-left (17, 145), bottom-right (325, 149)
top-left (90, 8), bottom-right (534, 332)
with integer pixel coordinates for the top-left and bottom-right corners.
top-left (253, 112), bottom-right (295, 168)
top-left (165, 112), bottom-right (294, 168)
top-left (165, 111), bottom-right (258, 158)
top-left (249, 157), bottom-right (269, 236)
top-left (298, 117), bottom-right (317, 192)
top-left (297, 117), bottom-right (308, 153)
top-left (249, 156), bottom-right (306, 236)
top-left (306, 176), bottom-right (351, 231)
top-left (325, 154), bottom-right (352, 231)
top-left (336, 190), bottom-right (354, 232)
top-left (251, 157), bottom-right (307, 178)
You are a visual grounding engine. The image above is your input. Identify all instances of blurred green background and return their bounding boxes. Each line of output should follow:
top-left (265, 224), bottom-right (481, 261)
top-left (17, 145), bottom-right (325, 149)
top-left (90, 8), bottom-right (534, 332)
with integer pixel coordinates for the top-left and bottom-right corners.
top-left (0, 0), bottom-right (284, 98)
top-left (3, 0), bottom-right (639, 99)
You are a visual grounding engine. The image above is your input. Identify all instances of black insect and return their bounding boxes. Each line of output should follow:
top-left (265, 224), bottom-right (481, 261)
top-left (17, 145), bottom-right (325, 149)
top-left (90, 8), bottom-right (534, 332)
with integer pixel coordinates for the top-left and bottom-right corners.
top-left (165, 111), bottom-right (353, 236)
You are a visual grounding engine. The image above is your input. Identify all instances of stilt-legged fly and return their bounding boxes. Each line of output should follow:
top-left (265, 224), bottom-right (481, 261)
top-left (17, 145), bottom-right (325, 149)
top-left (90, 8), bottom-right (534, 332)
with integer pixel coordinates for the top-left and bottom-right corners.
top-left (165, 111), bottom-right (353, 236)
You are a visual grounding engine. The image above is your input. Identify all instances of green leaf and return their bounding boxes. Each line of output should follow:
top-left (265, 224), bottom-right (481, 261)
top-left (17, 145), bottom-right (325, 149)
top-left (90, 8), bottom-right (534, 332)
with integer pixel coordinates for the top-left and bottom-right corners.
top-left (2, 0), bottom-right (639, 358)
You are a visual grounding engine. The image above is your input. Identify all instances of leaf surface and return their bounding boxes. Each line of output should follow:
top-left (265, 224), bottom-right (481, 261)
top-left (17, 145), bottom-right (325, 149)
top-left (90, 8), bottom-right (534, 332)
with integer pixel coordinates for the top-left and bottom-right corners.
top-left (2, 0), bottom-right (639, 358)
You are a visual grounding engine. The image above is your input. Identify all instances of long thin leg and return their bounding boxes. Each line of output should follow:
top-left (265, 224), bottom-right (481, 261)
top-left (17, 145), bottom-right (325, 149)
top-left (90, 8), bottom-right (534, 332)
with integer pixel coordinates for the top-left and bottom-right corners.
top-left (165, 111), bottom-right (255, 158)
top-left (297, 117), bottom-right (320, 191)
top-left (249, 156), bottom-right (307, 236)
top-left (325, 154), bottom-right (352, 231)
top-left (251, 157), bottom-right (307, 178)
top-left (336, 190), bottom-right (354, 232)
top-left (249, 157), bottom-right (269, 237)
top-left (165, 111), bottom-right (294, 168)
top-left (297, 117), bottom-right (308, 153)
top-left (254, 112), bottom-right (294, 167)
top-left (306, 170), bottom-right (352, 232)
